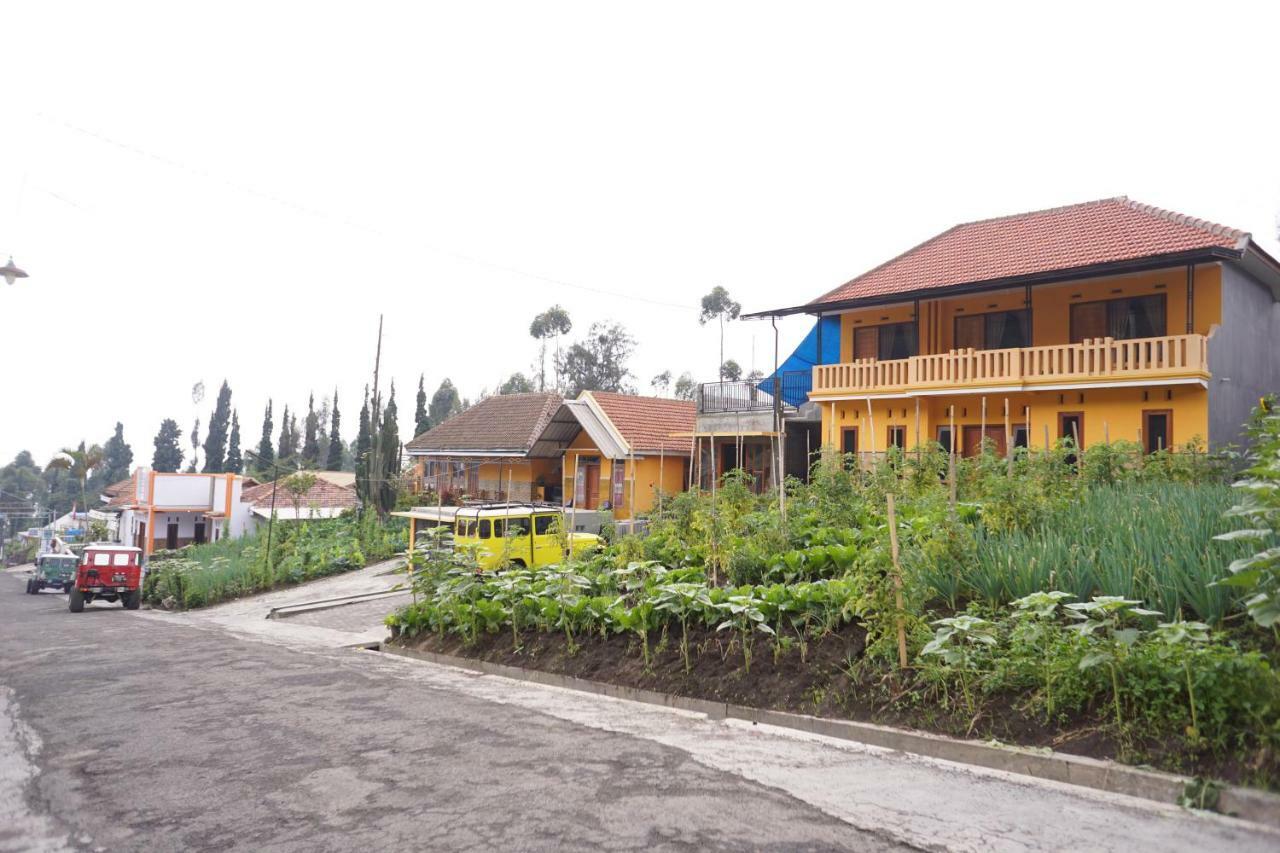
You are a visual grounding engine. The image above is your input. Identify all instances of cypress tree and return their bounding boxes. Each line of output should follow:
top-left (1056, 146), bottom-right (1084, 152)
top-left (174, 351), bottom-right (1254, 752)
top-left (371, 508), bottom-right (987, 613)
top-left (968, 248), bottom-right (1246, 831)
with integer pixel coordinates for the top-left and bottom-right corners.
top-left (202, 380), bottom-right (233, 473)
top-left (277, 405), bottom-right (292, 461)
top-left (302, 392), bottom-right (320, 466)
top-left (355, 387), bottom-right (371, 503)
top-left (415, 373), bottom-right (429, 436)
top-left (325, 390), bottom-right (343, 471)
top-left (377, 382), bottom-right (400, 515)
top-left (152, 419), bottom-right (184, 473)
top-left (256, 401), bottom-right (275, 470)
top-left (102, 422), bottom-right (134, 484)
top-left (187, 418), bottom-right (200, 473)
top-left (225, 411), bottom-right (243, 474)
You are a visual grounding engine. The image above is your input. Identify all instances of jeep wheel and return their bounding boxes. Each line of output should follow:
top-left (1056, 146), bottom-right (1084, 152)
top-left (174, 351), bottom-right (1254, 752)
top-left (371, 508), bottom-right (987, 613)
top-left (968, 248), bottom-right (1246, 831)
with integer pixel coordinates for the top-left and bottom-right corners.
top-left (25, 579), bottom-right (34, 595)
top-left (124, 590), bottom-right (141, 610)
top-left (68, 589), bottom-right (85, 613)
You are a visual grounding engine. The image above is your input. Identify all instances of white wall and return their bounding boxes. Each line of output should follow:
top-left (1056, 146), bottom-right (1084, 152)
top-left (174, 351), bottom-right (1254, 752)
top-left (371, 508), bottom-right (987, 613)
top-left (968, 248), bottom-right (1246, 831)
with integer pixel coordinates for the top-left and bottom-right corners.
top-left (153, 475), bottom-right (216, 509)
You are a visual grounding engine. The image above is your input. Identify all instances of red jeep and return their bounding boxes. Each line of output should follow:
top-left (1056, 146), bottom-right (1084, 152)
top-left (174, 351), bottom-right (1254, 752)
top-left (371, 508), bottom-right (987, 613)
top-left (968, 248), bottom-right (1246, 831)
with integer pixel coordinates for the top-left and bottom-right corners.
top-left (70, 545), bottom-right (143, 612)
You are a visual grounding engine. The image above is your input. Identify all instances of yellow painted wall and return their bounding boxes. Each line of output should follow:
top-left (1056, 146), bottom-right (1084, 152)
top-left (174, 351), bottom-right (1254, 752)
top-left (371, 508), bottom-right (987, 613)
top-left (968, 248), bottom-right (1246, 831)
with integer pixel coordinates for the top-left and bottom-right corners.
top-left (818, 385), bottom-right (1208, 453)
top-left (835, 263), bottom-right (1224, 359)
top-left (562, 430), bottom-right (689, 519)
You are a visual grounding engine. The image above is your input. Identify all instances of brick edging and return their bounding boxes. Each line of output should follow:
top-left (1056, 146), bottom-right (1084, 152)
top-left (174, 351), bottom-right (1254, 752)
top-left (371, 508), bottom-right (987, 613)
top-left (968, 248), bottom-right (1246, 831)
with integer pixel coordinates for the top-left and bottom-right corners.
top-left (372, 642), bottom-right (1280, 830)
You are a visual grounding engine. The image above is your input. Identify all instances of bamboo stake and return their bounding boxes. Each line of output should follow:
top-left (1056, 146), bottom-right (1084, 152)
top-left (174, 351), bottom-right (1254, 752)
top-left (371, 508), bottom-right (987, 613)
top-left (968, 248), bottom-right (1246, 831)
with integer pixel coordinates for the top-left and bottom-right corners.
top-left (658, 443), bottom-right (665, 514)
top-left (1071, 421), bottom-right (1082, 478)
top-left (687, 436), bottom-right (696, 491)
top-left (1104, 421), bottom-right (1110, 444)
top-left (980, 396), bottom-right (987, 453)
top-left (948, 405), bottom-right (957, 513)
top-left (866, 396), bottom-right (876, 471)
top-left (710, 436), bottom-right (717, 499)
top-left (1043, 424), bottom-right (1050, 453)
top-left (629, 449), bottom-right (636, 526)
top-left (887, 493), bottom-right (909, 670)
top-left (1004, 397), bottom-right (1013, 476)
top-left (570, 453), bottom-right (580, 537)
top-left (914, 397), bottom-right (922, 465)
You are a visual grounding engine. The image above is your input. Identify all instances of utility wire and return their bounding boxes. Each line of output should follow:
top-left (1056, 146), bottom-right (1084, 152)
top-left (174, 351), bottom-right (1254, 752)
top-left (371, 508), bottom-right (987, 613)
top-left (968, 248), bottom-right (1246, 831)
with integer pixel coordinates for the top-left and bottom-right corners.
top-left (34, 112), bottom-right (699, 311)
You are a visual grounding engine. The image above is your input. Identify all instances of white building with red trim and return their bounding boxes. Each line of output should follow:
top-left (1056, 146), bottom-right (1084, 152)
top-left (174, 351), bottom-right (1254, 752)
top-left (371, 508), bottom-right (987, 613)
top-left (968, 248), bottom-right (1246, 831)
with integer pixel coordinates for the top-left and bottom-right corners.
top-left (105, 468), bottom-right (254, 554)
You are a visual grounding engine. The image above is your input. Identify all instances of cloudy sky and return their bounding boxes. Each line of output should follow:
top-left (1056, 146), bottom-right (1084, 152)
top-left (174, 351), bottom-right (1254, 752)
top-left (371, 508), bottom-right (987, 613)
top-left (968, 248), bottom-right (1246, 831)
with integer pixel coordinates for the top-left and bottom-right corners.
top-left (2, 1), bottom-right (1278, 467)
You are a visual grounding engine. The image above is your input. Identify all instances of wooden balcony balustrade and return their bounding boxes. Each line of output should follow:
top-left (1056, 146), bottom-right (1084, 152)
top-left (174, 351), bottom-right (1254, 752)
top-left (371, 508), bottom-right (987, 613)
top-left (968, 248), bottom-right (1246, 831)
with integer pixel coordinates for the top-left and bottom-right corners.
top-left (812, 334), bottom-right (1209, 396)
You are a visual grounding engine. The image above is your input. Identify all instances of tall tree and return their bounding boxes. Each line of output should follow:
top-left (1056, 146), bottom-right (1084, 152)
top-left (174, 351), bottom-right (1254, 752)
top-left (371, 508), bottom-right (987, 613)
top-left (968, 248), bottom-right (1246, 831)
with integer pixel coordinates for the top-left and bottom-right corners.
top-left (650, 370), bottom-right (673, 396)
top-left (101, 422), bottom-right (133, 484)
top-left (355, 387), bottom-right (372, 502)
top-left (499, 373), bottom-right (534, 395)
top-left (428, 379), bottom-right (462, 428)
top-left (315, 395), bottom-right (332, 469)
top-left (187, 418), bottom-right (201, 473)
top-left (530, 305), bottom-right (572, 391)
top-left (152, 419), bottom-right (184, 473)
top-left (414, 374), bottom-right (430, 436)
top-left (673, 372), bottom-right (696, 401)
top-left (256, 401), bottom-right (275, 469)
top-left (699, 286), bottom-right (742, 380)
top-left (225, 411), bottom-right (243, 474)
top-left (47, 443), bottom-right (104, 520)
top-left (377, 383), bottom-right (400, 515)
top-left (556, 321), bottom-right (636, 397)
top-left (202, 381), bottom-right (233, 473)
top-left (302, 392), bottom-right (320, 466)
top-left (325, 390), bottom-right (343, 471)
top-left (277, 405), bottom-right (296, 461)
top-left (720, 359), bottom-right (743, 382)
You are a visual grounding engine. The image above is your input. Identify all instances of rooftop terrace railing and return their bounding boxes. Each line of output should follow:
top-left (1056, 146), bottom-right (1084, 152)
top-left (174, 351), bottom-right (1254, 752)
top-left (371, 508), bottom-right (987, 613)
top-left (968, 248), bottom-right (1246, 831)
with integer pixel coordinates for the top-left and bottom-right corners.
top-left (696, 370), bottom-right (813, 413)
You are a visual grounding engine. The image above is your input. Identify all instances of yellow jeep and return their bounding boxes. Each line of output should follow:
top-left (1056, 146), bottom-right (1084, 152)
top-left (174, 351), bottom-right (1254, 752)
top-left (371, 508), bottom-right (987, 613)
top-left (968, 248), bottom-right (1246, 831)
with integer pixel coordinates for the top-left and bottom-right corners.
top-left (399, 503), bottom-right (601, 571)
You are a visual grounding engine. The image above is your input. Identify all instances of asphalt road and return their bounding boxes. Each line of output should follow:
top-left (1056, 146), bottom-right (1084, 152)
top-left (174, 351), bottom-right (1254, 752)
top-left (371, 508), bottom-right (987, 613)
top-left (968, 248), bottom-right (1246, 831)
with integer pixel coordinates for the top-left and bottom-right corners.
top-left (2, 568), bottom-right (1278, 853)
top-left (0, 574), bottom-right (900, 852)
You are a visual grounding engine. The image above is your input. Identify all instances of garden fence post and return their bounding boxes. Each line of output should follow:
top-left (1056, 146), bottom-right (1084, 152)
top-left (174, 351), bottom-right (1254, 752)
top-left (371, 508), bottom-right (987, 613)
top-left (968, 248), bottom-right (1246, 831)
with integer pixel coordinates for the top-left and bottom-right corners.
top-left (886, 492), bottom-right (908, 670)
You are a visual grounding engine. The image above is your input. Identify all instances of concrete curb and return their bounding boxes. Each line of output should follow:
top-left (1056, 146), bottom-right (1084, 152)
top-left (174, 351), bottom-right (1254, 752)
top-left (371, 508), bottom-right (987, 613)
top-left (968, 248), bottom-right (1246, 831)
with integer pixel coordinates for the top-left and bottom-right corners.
top-left (266, 588), bottom-right (408, 620)
top-left (373, 642), bottom-right (1280, 830)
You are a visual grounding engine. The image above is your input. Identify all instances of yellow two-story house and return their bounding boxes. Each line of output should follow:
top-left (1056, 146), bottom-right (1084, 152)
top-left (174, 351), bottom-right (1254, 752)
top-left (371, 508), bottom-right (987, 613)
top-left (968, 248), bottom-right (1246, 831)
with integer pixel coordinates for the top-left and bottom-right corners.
top-left (752, 197), bottom-right (1280, 457)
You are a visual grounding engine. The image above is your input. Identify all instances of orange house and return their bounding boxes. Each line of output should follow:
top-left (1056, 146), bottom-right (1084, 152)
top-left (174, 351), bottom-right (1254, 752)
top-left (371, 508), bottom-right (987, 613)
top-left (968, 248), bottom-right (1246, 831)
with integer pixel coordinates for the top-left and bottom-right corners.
top-left (538, 391), bottom-right (693, 521)
top-left (750, 197), bottom-right (1280, 457)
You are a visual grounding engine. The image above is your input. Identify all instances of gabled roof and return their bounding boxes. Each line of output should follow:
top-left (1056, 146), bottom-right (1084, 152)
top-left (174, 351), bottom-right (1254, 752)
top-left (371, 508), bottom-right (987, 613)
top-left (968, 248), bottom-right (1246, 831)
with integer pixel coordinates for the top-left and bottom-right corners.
top-left (241, 477), bottom-right (359, 511)
top-left (751, 197), bottom-right (1279, 315)
top-left (404, 392), bottom-right (562, 457)
top-left (586, 391), bottom-right (695, 456)
top-left (102, 472), bottom-right (139, 510)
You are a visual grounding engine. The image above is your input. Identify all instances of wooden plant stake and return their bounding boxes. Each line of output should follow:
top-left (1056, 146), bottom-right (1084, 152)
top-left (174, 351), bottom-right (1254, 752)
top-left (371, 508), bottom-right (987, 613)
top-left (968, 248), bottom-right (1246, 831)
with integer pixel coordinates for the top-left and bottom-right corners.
top-left (887, 493), bottom-right (909, 670)
top-left (948, 405), bottom-right (957, 514)
top-left (1004, 397), bottom-right (1013, 477)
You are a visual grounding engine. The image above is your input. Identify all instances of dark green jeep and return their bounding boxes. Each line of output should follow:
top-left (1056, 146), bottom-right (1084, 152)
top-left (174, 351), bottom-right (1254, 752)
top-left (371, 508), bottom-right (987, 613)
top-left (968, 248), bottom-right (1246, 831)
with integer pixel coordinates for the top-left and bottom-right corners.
top-left (27, 553), bottom-right (78, 595)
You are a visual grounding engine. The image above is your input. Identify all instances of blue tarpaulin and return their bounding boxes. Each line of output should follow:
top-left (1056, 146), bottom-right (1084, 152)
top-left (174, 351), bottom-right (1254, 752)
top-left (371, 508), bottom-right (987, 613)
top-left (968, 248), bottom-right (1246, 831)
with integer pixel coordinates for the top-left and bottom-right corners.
top-left (758, 315), bottom-right (841, 406)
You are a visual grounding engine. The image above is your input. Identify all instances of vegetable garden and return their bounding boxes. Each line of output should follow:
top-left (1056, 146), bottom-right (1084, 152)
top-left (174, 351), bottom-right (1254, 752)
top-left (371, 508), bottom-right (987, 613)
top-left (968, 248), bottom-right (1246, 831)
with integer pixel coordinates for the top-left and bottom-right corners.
top-left (389, 404), bottom-right (1280, 790)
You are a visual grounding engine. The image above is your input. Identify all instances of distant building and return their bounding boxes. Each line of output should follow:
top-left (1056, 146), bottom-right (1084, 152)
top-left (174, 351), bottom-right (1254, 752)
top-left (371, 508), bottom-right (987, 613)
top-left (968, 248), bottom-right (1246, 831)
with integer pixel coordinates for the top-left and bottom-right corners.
top-left (104, 468), bottom-right (254, 554)
top-left (240, 475), bottom-right (359, 533)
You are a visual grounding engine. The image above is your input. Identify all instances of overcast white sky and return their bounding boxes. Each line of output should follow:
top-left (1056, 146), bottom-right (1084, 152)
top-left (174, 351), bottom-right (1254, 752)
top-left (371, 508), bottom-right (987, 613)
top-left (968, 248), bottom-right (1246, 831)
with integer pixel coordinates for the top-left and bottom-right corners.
top-left (2, 2), bottom-right (1278, 467)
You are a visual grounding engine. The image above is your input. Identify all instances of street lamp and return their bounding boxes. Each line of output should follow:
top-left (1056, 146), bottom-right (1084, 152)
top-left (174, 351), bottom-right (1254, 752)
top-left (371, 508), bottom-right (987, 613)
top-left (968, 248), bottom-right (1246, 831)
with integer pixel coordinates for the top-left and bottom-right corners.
top-left (1, 257), bottom-right (28, 286)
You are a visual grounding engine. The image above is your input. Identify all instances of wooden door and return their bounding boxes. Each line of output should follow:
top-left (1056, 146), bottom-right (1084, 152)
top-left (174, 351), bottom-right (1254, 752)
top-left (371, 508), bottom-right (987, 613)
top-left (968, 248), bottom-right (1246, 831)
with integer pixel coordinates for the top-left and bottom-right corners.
top-left (166, 522), bottom-right (178, 550)
top-left (194, 522), bottom-right (207, 545)
top-left (1143, 410), bottom-right (1172, 454)
top-left (962, 426), bottom-right (1006, 458)
top-left (853, 327), bottom-right (878, 361)
top-left (583, 464), bottom-right (600, 509)
top-left (137, 522), bottom-right (146, 551)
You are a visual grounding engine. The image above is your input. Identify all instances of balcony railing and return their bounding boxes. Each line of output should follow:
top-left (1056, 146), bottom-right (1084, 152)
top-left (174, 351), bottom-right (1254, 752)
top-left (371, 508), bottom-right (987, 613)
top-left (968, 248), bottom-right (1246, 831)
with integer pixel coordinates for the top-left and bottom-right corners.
top-left (812, 334), bottom-right (1209, 396)
top-left (697, 370), bottom-right (812, 414)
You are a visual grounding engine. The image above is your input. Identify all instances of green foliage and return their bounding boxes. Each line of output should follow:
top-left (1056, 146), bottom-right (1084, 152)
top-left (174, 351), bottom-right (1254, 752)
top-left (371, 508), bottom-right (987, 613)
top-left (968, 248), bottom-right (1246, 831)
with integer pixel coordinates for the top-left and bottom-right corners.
top-left (255, 400), bottom-right (275, 471)
top-left (202, 380), bottom-right (234, 473)
top-left (556, 321), bottom-right (636, 397)
top-left (1214, 398), bottom-right (1280, 627)
top-left (143, 512), bottom-right (403, 609)
top-left (326, 390), bottom-right (344, 471)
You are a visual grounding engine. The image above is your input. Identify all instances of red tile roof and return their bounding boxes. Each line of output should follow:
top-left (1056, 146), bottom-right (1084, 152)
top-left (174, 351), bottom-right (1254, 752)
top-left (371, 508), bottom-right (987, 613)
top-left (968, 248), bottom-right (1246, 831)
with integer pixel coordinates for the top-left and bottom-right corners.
top-left (241, 477), bottom-right (359, 511)
top-left (103, 472), bottom-right (139, 509)
top-left (405, 392), bottom-right (563, 455)
top-left (588, 391), bottom-right (695, 455)
top-left (811, 197), bottom-right (1249, 307)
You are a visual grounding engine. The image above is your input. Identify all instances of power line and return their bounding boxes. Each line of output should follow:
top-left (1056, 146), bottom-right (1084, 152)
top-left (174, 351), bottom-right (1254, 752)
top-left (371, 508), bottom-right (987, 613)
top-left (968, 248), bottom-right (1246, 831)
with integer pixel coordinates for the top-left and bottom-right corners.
top-left (34, 112), bottom-right (699, 311)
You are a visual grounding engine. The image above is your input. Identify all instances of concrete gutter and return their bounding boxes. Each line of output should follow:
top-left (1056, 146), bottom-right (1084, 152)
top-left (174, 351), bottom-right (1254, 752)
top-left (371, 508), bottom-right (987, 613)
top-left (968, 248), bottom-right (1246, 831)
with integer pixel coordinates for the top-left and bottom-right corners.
top-left (374, 642), bottom-right (1280, 830)
top-left (266, 588), bottom-right (408, 620)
